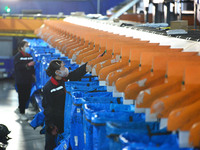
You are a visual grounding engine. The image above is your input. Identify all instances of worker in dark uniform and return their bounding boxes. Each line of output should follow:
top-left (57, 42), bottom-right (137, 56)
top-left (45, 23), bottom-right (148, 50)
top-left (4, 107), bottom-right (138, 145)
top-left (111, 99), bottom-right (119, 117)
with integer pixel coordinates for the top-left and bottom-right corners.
top-left (14, 40), bottom-right (35, 121)
top-left (42, 59), bottom-right (90, 150)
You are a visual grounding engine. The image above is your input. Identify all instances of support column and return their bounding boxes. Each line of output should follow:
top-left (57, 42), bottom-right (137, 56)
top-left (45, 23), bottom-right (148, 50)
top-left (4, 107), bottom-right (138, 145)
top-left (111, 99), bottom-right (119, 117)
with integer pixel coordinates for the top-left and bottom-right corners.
top-left (97, 0), bottom-right (100, 14)
top-left (178, 0), bottom-right (182, 20)
top-left (152, 3), bottom-right (159, 23)
top-left (144, 0), bottom-right (150, 22)
top-left (145, 7), bottom-right (149, 22)
top-left (164, 2), bottom-right (171, 24)
top-left (194, 2), bottom-right (197, 29)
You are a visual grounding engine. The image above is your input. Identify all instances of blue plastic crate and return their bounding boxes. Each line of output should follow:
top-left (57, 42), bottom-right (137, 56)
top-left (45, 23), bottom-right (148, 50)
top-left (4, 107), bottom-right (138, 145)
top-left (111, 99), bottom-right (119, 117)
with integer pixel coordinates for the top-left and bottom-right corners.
top-left (70, 97), bottom-right (123, 150)
top-left (91, 111), bottom-right (145, 150)
top-left (82, 104), bottom-right (135, 150)
top-left (119, 132), bottom-right (180, 150)
top-left (106, 121), bottom-right (161, 150)
top-left (64, 83), bottom-right (110, 139)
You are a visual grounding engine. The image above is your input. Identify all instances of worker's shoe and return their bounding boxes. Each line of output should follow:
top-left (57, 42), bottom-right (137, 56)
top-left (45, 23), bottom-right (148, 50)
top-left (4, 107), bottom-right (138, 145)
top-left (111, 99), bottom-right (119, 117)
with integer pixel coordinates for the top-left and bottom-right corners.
top-left (20, 114), bottom-right (28, 121)
top-left (14, 108), bottom-right (20, 114)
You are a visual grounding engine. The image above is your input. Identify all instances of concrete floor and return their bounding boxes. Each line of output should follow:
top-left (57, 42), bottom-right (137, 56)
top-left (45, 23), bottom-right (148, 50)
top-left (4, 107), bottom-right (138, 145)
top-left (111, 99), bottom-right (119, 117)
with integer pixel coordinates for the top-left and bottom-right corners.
top-left (0, 79), bottom-right (45, 150)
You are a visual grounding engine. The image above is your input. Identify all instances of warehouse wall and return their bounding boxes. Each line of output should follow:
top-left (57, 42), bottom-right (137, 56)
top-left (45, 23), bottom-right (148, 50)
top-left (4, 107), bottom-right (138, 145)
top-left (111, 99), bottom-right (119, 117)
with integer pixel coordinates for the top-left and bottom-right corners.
top-left (0, 0), bottom-right (124, 15)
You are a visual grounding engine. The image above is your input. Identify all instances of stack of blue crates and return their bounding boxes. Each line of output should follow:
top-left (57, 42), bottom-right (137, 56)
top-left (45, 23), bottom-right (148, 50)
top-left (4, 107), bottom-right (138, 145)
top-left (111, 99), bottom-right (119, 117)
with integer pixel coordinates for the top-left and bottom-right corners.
top-left (27, 38), bottom-right (194, 150)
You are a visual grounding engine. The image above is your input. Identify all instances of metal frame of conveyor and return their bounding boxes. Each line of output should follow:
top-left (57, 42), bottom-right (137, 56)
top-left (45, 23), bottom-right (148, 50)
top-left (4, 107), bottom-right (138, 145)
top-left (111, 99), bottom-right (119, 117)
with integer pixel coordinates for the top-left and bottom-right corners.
top-left (109, 0), bottom-right (140, 20)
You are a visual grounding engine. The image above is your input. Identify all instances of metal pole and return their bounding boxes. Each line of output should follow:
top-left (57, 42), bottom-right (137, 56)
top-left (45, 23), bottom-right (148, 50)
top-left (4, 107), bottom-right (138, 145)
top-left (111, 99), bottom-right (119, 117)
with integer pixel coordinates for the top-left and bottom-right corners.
top-left (152, 3), bottom-right (155, 23)
top-left (145, 7), bottom-right (149, 22)
top-left (194, 2), bottom-right (197, 29)
top-left (97, 0), bottom-right (100, 14)
top-left (166, 2), bottom-right (170, 25)
top-left (153, 3), bottom-right (158, 23)
top-left (109, 0), bottom-right (140, 20)
top-left (133, 4), bottom-right (137, 13)
top-left (179, 0), bottom-right (182, 20)
top-left (164, 3), bottom-right (167, 23)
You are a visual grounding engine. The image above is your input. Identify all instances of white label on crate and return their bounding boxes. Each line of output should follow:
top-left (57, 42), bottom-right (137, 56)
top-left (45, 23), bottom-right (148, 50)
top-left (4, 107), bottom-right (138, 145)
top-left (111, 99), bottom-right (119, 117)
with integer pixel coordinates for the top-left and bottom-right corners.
top-left (63, 144), bottom-right (67, 149)
top-left (74, 136), bottom-right (78, 146)
top-left (84, 133), bottom-right (86, 144)
top-left (77, 108), bottom-right (81, 113)
top-left (179, 131), bottom-right (191, 148)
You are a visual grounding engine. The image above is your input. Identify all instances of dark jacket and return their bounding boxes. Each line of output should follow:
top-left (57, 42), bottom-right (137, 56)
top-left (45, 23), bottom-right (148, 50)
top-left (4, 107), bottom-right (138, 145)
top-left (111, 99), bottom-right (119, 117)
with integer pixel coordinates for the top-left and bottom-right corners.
top-left (14, 51), bottom-right (35, 84)
top-left (42, 63), bottom-right (87, 133)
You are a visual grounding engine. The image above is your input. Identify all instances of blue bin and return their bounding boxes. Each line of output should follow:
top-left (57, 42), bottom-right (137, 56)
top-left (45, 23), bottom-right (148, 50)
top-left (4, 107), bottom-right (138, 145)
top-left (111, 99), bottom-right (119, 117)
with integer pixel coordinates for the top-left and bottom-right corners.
top-left (30, 110), bottom-right (45, 129)
top-left (119, 132), bottom-right (179, 150)
top-left (72, 91), bottom-right (112, 99)
top-left (25, 38), bottom-right (49, 47)
top-left (122, 143), bottom-right (147, 150)
top-left (35, 54), bottom-right (52, 89)
top-left (64, 83), bottom-right (110, 138)
top-left (82, 104), bottom-right (135, 150)
top-left (65, 81), bottom-right (99, 89)
top-left (54, 135), bottom-right (71, 150)
top-left (67, 90), bottom-right (112, 125)
top-left (91, 111), bottom-right (145, 150)
top-left (51, 53), bottom-right (60, 60)
top-left (65, 81), bottom-right (100, 113)
top-left (45, 48), bottom-right (55, 53)
top-left (106, 121), bottom-right (161, 150)
top-left (71, 86), bottom-right (107, 93)
top-left (70, 97), bottom-right (123, 150)
top-left (121, 133), bottom-right (193, 150)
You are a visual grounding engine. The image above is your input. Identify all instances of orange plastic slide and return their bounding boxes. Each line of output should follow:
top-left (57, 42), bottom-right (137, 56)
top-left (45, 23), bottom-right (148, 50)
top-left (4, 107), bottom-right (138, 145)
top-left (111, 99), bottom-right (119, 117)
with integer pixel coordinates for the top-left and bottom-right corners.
top-left (135, 58), bottom-right (199, 108)
top-left (124, 55), bottom-right (199, 100)
top-left (151, 64), bottom-right (200, 119)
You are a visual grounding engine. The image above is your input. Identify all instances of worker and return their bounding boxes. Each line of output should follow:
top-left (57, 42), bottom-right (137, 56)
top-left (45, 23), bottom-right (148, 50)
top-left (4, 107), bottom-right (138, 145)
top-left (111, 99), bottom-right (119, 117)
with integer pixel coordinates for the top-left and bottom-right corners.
top-left (42, 59), bottom-right (90, 150)
top-left (14, 40), bottom-right (35, 121)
